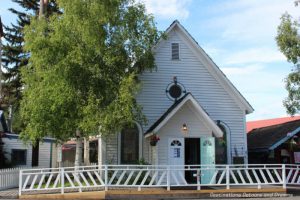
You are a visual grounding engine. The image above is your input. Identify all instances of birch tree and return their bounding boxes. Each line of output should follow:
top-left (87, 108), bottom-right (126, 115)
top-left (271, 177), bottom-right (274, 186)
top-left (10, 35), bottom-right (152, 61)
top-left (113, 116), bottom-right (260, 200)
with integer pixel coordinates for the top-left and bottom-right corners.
top-left (20, 0), bottom-right (160, 166)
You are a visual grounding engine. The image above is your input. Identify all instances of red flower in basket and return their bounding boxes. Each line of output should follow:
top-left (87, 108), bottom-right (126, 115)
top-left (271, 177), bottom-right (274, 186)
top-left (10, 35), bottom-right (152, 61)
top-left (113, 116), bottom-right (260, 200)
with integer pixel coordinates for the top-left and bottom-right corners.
top-left (150, 134), bottom-right (160, 146)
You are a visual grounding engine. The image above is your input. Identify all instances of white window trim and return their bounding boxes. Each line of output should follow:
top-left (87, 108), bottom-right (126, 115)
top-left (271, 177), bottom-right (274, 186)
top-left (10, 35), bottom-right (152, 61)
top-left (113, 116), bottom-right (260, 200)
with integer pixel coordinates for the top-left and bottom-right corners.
top-left (171, 42), bottom-right (180, 60)
top-left (217, 121), bottom-right (232, 164)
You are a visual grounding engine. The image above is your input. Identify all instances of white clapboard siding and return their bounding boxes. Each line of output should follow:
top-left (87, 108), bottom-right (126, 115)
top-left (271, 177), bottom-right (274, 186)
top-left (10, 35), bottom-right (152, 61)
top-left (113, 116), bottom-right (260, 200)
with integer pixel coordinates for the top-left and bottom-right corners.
top-left (2, 137), bottom-right (53, 168)
top-left (2, 138), bottom-right (33, 168)
top-left (104, 133), bottom-right (118, 164)
top-left (136, 27), bottom-right (247, 161)
top-left (38, 142), bottom-right (51, 168)
top-left (104, 23), bottom-right (249, 164)
top-left (157, 103), bottom-right (213, 165)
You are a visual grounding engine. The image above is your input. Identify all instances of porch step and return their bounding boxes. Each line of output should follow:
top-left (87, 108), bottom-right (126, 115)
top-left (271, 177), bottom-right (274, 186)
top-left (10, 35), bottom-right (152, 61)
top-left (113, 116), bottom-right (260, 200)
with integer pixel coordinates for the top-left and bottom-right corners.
top-left (20, 188), bottom-right (287, 199)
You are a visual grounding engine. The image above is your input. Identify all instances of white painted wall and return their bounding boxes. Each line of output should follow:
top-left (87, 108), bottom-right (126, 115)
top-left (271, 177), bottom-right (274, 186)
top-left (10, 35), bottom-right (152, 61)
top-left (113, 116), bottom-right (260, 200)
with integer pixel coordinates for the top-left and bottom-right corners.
top-left (2, 137), bottom-right (54, 168)
top-left (104, 24), bottom-right (249, 164)
top-left (136, 27), bottom-right (247, 163)
top-left (156, 103), bottom-right (213, 165)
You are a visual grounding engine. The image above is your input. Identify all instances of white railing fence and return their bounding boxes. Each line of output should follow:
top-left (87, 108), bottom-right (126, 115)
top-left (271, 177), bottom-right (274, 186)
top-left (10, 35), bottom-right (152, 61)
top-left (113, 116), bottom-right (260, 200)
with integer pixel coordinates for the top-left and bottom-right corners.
top-left (0, 163), bottom-right (98, 191)
top-left (19, 164), bottom-right (300, 195)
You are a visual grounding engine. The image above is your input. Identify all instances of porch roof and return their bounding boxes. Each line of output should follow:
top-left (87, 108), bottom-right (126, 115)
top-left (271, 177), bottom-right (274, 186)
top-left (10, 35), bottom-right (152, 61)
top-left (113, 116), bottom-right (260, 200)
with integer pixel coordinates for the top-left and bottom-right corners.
top-left (247, 119), bottom-right (300, 152)
top-left (144, 93), bottom-right (224, 138)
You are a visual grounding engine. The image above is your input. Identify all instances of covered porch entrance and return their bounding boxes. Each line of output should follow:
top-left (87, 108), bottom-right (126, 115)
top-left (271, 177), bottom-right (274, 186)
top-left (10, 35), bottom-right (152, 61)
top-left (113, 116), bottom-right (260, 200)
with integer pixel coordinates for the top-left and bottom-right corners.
top-left (169, 137), bottom-right (215, 183)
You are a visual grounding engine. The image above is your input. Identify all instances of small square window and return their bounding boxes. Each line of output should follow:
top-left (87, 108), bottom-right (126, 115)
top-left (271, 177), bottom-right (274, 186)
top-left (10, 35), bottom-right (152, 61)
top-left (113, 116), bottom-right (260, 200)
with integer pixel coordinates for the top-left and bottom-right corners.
top-left (12, 149), bottom-right (27, 165)
top-left (171, 43), bottom-right (179, 60)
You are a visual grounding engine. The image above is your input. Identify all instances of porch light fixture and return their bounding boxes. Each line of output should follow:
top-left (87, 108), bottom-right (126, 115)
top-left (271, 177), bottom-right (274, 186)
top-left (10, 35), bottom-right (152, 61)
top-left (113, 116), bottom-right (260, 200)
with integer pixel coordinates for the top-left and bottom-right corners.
top-left (181, 123), bottom-right (188, 135)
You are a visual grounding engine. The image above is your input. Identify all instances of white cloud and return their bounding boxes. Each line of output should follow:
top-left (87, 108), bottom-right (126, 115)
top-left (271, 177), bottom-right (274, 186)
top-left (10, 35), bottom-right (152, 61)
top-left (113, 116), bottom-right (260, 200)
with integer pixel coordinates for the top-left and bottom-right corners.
top-left (206, 0), bottom-right (299, 44)
top-left (142, 0), bottom-right (192, 20)
top-left (224, 47), bottom-right (286, 65)
top-left (221, 64), bottom-right (264, 76)
top-left (221, 63), bottom-right (288, 120)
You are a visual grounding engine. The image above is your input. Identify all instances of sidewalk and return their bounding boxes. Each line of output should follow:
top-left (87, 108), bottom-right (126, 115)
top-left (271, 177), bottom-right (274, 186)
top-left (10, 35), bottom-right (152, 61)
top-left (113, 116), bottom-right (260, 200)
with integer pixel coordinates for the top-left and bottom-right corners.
top-left (0, 188), bottom-right (18, 199)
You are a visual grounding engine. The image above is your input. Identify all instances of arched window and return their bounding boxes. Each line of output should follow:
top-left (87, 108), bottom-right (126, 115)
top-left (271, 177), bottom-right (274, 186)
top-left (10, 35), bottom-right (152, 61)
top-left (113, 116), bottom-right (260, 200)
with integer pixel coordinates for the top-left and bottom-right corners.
top-left (215, 124), bottom-right (228, 164)
top-left (120, 124), bottom-right (139, 164)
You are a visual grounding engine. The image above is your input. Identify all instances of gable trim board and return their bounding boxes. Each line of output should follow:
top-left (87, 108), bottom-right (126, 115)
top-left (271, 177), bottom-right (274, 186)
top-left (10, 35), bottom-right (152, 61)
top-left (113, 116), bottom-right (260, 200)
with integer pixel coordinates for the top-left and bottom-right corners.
top-left (145, 93), bottom-right (224, 138)
top-left (4, 133), bottom-right (56, 143)
top-left (269, 126), bottom-right (300, 151)
top-left (155, 20), bottom-right (253, 114)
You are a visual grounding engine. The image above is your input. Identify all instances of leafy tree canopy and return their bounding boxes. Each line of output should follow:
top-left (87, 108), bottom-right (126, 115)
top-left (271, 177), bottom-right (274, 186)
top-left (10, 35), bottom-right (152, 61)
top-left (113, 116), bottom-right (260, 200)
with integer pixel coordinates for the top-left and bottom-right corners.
top-left (1, 0), bottom-right (60, 133)
top-left (21, 0), bottom-right (160, 143)
top-left (276, 5), bottom-right (300, 115)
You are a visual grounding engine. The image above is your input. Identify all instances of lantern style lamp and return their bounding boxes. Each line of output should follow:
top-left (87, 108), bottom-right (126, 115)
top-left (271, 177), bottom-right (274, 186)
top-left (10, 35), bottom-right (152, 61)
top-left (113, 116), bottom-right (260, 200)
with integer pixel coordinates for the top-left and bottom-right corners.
top-left (181, 123), bottom-right (188, 135)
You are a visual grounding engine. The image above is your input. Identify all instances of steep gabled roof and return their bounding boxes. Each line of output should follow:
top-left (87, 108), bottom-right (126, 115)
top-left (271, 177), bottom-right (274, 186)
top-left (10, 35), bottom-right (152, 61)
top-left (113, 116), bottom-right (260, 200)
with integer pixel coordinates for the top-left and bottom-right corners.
top-left (155, 20), bottom-right (254, 114)
top-left (247, 119), bottom-right (300, 152)
top-left (145, 93), bottom-right (224, 138)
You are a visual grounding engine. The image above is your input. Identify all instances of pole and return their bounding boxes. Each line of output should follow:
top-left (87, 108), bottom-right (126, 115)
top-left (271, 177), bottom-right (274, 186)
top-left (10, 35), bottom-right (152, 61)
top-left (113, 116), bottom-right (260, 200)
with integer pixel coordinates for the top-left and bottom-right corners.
top-left (282, 164), bottom-right (286, 189)
top-left (226, 165), bottom-right (230, 189)
top-left (19, 170), bottom-right (22, 196)
top-left (61, 168), bottom-right (64, 194)
top-left (167, 166), bottom-right (170, 191)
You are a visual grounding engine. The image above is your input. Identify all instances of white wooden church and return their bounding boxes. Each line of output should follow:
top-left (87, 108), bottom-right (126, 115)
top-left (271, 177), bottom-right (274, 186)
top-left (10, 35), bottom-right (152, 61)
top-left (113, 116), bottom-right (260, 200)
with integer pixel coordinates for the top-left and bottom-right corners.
top-left (96, 20), bottom-right (253, 176)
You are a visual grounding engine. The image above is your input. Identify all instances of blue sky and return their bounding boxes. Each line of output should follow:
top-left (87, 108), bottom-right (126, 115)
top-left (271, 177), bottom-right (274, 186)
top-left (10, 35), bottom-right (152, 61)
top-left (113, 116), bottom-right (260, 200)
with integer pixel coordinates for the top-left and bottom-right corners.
top-left (1, 0), bottom-right (299, 121)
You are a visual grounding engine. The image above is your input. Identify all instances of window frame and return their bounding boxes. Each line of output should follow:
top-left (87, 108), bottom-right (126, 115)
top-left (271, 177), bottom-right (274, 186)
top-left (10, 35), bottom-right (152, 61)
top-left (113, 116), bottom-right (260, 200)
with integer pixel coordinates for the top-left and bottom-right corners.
top-left (11, 149), bottom-right (27, 166)
top-left (119, 123), bottom-right (142, 164)
top-left (171, 43), bottom-right (180, 60)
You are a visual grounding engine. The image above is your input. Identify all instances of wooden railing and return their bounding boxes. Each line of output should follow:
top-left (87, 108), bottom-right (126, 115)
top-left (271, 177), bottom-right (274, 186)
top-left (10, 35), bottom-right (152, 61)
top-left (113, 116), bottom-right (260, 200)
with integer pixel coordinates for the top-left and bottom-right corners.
top-left (19, 164), bottom-right (300, 195)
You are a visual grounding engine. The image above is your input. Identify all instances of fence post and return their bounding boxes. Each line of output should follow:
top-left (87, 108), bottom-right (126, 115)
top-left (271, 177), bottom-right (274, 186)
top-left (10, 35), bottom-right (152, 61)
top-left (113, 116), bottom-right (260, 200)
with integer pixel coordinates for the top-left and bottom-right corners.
top-left (18, 169), bottom-right (22, 196)
top-left (105, 165), bottom-right (108, 191)
top-left (61, 168), bottom-right (64, 194)
top-left (226, 165), bottom-right (230, 190)
top-left (197, 169), bottom-right (201, 190)
top-left (282, 164), bottom-right (286, 189)
top-left (167, 166), bottom-right (170, 191)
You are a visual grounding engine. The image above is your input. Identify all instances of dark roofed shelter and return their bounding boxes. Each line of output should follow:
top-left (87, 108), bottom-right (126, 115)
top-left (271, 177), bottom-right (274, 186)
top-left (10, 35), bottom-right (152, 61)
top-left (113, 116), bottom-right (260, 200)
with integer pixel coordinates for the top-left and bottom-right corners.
top-left (248, 119), bottom-right (300, 164)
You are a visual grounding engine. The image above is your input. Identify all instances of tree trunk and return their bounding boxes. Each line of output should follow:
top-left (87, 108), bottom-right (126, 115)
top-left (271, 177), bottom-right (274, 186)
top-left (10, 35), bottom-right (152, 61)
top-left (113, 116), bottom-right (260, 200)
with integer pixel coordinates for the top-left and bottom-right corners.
top-left (39, 0), bottom-right (44, 18)
top-left (74, 132), bottom-right (83, 167)
top-left (39, 0), bottom-right (48, 18)
top-left (84, 137), bottom-right (90, 166)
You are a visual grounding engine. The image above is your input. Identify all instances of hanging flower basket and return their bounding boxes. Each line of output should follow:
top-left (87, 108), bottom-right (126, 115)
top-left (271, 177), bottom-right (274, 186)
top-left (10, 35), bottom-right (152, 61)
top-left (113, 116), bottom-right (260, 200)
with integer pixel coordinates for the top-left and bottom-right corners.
top-left (150, 140), bottom-right (157, 146)
top-left (150, 134), bottom-right (160, 146)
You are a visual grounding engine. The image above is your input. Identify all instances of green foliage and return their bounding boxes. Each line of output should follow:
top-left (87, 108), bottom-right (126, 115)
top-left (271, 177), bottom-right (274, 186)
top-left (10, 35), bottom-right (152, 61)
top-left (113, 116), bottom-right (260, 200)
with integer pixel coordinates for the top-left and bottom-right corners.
top-left (1, 0), bottom-right (60, 132)
top-left (276, 11), bottom-right (300, 115)
top-left (20, 0), bottom-right (160, 143)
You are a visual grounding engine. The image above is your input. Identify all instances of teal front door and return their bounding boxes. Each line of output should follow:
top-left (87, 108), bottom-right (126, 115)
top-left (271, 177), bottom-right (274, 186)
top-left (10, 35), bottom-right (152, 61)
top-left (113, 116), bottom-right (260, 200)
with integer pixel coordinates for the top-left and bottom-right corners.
top-left (200, 137), bottom-right (215, 184)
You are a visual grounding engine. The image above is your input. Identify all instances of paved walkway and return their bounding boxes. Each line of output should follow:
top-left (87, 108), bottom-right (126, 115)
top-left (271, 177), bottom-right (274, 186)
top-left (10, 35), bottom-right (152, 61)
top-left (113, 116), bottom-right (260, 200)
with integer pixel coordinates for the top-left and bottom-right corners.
top-left (0, 188), bottom-right (18, 199)
top-left (0, 187), bottom-right (300, 199)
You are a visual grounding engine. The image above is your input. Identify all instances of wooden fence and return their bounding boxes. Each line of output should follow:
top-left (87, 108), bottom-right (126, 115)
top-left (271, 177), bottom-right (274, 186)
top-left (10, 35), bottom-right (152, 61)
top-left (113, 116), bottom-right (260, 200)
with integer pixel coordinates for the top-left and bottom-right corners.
top-left (0, 167), bottom-right (29, 190)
